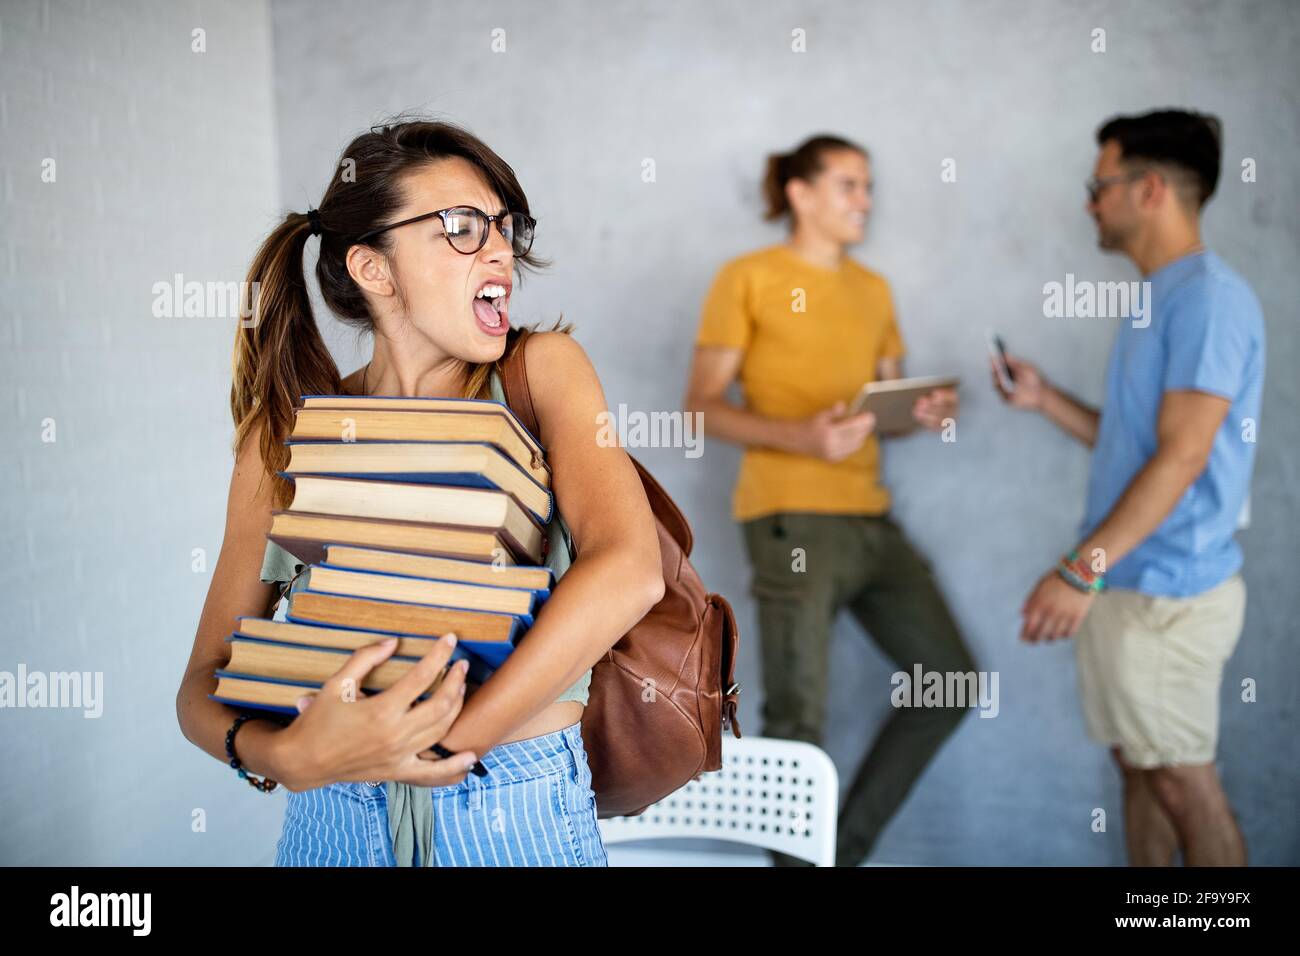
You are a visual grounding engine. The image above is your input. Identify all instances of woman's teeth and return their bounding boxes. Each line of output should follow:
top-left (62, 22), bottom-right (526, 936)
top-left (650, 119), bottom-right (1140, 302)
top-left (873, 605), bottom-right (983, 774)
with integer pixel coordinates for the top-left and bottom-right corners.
top-left (476, 284), bottom-right (507, 311)
top-left (473, 283), bottom-right (509, 332)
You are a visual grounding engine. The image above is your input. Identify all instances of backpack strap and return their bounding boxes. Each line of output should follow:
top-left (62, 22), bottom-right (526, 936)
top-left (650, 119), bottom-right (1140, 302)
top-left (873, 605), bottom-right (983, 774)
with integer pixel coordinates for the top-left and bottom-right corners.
top-left (499, 327), bottom-right (540, 440)
top-left (498, 327), bottom-right (569, 563)
top-left (499, 325), bottom-right (695, 557)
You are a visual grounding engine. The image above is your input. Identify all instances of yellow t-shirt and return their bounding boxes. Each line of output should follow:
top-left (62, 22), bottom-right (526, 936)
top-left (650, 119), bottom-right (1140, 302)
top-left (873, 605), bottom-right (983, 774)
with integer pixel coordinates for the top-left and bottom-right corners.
top-left (695, 243), bottom-right (905, 522)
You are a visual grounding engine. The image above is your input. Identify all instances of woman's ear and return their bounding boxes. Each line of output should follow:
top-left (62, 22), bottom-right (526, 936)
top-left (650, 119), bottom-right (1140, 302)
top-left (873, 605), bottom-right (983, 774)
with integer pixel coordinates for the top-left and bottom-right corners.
top-left (346, 243), bottom-right (397, 299)
top-left (785, 176), bottom-right (806, 217)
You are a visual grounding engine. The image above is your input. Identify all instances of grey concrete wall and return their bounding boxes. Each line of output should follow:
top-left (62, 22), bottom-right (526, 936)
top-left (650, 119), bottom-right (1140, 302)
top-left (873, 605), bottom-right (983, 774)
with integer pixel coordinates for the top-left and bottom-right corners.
top-left (267, 0), bottom-right (1299, 865)
top-left (2, 0), bottom-right (1295, 865)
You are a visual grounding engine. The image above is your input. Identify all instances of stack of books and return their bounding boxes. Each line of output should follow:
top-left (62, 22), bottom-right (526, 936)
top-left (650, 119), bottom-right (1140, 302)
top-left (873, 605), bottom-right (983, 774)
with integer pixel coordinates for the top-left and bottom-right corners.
top-left (210, 394), bottom-right (557, 716)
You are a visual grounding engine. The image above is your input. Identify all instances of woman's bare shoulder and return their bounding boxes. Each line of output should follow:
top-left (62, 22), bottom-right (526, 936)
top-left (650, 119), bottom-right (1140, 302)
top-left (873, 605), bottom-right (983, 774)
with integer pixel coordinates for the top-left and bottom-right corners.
top-left (521, 330), bottom-right (594, 385)
top-left (518, 330), bottom-right (607, 449)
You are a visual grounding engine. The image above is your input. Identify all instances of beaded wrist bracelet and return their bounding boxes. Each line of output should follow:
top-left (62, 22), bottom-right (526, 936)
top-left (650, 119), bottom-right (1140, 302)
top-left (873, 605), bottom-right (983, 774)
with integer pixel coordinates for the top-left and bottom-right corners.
top-left (226, 712), bottom-right (288, 793)
top-left (1056, 550), bottom-right (1105, 593)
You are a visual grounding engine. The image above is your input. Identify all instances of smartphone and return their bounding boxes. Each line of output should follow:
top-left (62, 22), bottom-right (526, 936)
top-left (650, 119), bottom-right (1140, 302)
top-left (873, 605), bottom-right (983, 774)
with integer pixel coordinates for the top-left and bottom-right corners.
top-left (986, 330), bottom-right (1014, 393)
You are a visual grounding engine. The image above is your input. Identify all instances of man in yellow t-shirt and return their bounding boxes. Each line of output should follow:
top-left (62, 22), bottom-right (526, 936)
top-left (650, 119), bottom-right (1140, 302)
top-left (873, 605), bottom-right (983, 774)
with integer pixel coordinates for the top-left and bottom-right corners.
top-left (684, 136), bottom-right (976, 867)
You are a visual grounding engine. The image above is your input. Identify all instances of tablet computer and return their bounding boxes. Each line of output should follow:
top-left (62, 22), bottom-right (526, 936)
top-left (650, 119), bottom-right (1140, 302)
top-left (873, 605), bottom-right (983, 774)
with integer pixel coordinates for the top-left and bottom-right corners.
top-left (846, 374), bottom-right (960, 433)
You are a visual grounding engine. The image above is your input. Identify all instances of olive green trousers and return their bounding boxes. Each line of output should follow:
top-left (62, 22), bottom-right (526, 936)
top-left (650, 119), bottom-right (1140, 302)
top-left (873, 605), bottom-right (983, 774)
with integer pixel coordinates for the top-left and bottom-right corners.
top-left (741, 511), bottom-right (976, 867)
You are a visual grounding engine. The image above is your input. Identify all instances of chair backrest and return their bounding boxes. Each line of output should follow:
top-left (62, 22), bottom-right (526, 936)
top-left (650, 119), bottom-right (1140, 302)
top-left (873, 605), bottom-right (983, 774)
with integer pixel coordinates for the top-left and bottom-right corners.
top-left (597, 735), bottom-right (839, 866)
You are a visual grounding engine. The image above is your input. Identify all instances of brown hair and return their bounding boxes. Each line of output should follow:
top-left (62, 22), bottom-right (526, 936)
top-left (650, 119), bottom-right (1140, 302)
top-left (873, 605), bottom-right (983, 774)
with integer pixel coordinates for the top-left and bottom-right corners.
top-left (761, 134), bottom-right (869, 223)
top-left (230, 114), bottom-right (569, 509)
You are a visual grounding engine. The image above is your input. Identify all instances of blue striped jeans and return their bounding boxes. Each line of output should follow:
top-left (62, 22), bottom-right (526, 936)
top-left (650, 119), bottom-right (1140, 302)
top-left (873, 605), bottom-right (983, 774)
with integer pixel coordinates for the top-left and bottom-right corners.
top-left (273, 721), bottom-right (608, 866)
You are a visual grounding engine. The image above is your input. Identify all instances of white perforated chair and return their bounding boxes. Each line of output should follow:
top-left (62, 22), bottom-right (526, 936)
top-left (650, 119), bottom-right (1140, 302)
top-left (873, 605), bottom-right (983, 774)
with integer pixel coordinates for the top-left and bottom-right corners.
top-left (597, 735), bottom-right (839, 866)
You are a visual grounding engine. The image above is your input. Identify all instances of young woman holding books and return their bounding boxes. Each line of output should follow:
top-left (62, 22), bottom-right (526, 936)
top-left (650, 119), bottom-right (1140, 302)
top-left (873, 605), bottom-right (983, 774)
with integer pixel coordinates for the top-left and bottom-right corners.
top-left (174, 118), bottom-right (664, 866)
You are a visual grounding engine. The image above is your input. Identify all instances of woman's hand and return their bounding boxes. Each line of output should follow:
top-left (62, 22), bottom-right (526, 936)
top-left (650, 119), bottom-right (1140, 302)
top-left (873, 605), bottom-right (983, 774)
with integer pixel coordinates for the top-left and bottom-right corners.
top-left (272, 634), bottom-right (478, 792)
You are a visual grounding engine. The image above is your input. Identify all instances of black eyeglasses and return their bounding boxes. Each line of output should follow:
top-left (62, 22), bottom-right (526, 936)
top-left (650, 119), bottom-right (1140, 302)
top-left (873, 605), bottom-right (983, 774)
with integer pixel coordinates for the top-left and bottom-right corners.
top-left (1085, 169), bottom-right (1148, 203)
top-left (356, 205), bottom-right (536, 256)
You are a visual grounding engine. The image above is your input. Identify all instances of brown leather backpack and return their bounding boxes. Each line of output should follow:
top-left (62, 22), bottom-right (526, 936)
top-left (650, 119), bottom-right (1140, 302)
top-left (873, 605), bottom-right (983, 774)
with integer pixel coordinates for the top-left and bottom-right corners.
top-left (499, 326), bottom-right (742, 818)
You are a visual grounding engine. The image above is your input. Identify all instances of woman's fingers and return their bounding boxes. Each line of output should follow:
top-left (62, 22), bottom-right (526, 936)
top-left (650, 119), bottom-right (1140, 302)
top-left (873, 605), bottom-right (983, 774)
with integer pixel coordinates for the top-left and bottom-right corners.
top-left (393, 749), bottom-right (477, 789)
top-left (383, 634), bottom-right (461, 709)
top-left (402, 658), bottom-right (470, 752)
top-left (396, 673), bottom-right (479, 787)
top-left (319, 636), bottom-right (401, 704)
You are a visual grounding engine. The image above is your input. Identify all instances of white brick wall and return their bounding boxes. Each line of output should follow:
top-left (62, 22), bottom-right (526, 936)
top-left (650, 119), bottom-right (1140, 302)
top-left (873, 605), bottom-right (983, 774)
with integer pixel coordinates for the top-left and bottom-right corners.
top-left (0, 0), bottom-right (280, 865)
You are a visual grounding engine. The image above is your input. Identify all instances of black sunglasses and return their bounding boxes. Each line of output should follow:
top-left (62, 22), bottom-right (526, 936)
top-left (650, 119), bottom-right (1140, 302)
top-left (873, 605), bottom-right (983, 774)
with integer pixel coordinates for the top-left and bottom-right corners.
top-left (356, 204), bottom-right (536, 256)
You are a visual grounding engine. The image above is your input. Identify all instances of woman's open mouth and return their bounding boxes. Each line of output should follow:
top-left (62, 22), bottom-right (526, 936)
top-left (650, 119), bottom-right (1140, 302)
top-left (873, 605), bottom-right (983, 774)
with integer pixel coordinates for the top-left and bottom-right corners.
top-left (472, 279), bottom-right (510, 336)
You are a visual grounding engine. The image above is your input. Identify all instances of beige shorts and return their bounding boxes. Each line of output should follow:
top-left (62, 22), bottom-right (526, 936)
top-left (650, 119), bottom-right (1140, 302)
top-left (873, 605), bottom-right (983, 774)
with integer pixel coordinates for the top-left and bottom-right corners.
top-left (1075, 573), bottom-right (1245, 768)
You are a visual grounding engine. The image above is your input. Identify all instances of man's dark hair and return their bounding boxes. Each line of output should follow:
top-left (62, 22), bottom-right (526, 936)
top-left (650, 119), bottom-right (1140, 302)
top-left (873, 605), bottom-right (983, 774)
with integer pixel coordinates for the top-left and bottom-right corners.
top-left (1096, 109), bottom-right (1223, 210)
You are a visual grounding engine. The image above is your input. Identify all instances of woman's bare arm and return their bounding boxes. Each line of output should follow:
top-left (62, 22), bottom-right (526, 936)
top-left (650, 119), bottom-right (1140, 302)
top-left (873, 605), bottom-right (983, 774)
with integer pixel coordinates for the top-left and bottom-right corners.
top-left (436, 332), bottom-right (666, 757)
top-left (174, 420), bottom-right (291, 779)
top-left (174, 422), bottom-right (475, 791)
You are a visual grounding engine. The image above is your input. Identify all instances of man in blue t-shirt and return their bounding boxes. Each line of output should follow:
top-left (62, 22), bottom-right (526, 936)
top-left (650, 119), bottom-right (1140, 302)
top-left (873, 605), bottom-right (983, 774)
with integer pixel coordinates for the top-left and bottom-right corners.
top-left (994, 109), bottom-right (1265, 866)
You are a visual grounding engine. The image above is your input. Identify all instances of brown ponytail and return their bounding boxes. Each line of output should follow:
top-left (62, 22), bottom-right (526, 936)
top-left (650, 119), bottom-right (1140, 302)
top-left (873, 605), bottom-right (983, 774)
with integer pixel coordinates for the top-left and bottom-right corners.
top-left (230, 212), bottom-right (341, 509)
top-left (229, 115), bottom-right (560, 509)
top-left (762, 133), bottom-right (869, 223)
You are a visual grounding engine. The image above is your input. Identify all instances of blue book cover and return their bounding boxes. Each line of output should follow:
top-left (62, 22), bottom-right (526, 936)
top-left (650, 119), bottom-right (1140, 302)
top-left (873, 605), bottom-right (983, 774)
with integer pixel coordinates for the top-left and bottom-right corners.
top-left (296, 580), bottom-right (535, 630)
top-left (283, 594), bottom-right (523, 669)
top-left (310, 546), bottom-right (555, 595)
top-left (313, 561), bottom-right (546, 616)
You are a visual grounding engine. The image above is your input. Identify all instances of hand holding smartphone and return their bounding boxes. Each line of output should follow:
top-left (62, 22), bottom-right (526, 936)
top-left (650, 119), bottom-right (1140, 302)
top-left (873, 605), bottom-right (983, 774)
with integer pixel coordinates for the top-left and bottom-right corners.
top-left (987, 330), bottom-right (1015, 394)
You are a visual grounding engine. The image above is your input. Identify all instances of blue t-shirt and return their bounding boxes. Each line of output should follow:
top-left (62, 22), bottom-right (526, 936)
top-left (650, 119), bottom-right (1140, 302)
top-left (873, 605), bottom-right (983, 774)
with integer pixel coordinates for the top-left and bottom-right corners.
top-left (1081, 250), bottom-right (1266, 597)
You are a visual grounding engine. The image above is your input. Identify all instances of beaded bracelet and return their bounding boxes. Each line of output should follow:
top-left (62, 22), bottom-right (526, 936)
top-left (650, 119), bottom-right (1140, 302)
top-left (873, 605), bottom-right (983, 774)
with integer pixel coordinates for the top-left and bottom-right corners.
top-left (1056, 550), bottom-right (1106, 593)
top-left (226, 711), bottom-right (288, 793)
